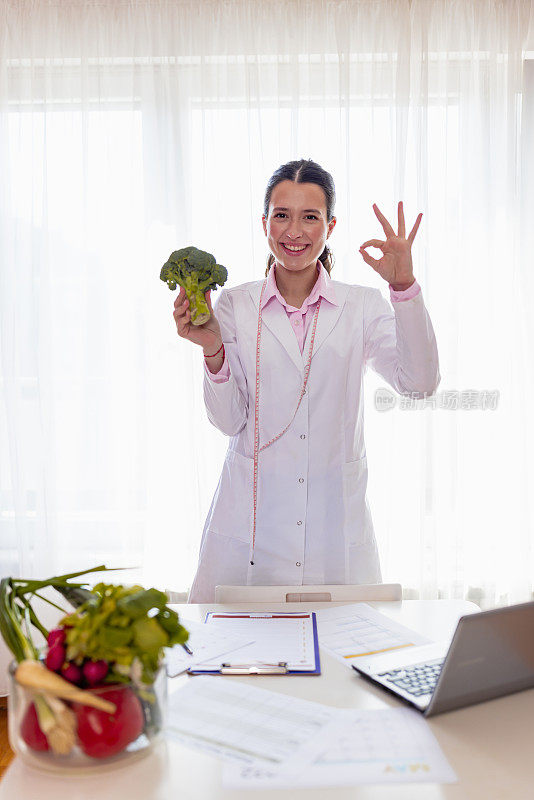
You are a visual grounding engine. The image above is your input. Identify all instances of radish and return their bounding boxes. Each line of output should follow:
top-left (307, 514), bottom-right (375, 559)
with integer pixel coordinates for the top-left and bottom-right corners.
top-left (20, 702), bottom-right (49, 752)
top-left (47, 628), bottom-right (66, 648)
top-left (61, 662), bottom-right (83, 685)
top-left (73, 685), bottom-right (143, 759)
top-left (82, 659), bottom-right (108, 685)
top-left (45, 644), bottom-right (66, 672)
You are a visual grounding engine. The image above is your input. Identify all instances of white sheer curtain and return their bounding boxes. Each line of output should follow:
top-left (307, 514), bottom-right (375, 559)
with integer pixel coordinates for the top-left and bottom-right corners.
top-left (1, 0), bottom-right (533, 607)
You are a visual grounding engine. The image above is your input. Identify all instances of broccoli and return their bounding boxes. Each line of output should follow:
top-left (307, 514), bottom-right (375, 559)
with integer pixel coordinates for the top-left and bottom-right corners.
top-left (160, 246), bottom-right (228, 326)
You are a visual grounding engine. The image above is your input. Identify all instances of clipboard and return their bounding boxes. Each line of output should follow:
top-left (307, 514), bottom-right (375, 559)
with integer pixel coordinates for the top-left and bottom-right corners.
top-left (187, 611), bottom-right (321, 675)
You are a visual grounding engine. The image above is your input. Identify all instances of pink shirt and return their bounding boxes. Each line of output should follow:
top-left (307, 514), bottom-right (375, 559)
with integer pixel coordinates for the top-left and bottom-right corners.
top-left (204, 262), bottom-right (421, 382)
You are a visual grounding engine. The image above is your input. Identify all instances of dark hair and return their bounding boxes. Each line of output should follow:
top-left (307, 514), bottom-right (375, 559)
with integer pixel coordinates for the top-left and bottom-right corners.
top-left (263, 159), bottom-right (336, 276)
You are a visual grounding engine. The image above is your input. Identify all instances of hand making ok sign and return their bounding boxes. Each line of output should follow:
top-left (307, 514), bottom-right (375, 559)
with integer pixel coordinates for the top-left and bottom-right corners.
top-left (359, 202), bottom-right (423, 291)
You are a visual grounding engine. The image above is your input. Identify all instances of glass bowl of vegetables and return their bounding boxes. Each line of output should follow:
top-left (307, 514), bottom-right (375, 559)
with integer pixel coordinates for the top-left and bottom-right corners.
top-left (8, 659), bottom-right (167, 772)
top-left (1, 567), bottom-right (189, 773)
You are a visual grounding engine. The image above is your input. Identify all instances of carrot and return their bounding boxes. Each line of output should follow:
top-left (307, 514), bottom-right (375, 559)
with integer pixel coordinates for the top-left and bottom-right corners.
top-left (15, 660), bottom-right (117, 714)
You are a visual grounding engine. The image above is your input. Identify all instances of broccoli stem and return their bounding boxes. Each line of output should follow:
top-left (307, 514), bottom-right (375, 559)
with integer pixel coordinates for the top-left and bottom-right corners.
top-left (184, 276), bottom-right (210, 326)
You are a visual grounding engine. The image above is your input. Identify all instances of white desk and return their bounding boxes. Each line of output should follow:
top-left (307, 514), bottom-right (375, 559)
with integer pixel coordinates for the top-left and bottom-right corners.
top-left (2, 599), bottom-right (533, 799)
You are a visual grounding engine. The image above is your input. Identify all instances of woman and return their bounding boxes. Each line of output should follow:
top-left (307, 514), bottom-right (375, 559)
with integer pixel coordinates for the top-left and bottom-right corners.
top-left (174, 159), bottom-right (440, 603)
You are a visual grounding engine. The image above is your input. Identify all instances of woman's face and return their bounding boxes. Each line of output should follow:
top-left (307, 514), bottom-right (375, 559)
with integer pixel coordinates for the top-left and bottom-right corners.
top-left (262, 180), bottom-right (336, 273)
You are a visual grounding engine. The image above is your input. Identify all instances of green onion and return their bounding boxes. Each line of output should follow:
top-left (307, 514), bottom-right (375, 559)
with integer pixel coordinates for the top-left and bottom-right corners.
top-left (0, 566), bottom-right (123, 663)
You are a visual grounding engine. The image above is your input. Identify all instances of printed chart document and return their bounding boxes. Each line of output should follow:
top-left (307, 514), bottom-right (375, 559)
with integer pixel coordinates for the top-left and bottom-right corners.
top-left (166, 676), bottom-right (334, 765)
top-left (165, 619), bottom-right (253, 677)
top-left (316, 603), bottom-right (430, 667)
top-left (223, 707), bottom-right (457, 788)
top-left (189, 611), bottom-right (320, 673)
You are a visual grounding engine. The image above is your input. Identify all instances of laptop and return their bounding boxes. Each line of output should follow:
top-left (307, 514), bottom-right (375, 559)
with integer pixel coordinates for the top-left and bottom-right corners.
top-left (352, 600), bottom-right (534, 717)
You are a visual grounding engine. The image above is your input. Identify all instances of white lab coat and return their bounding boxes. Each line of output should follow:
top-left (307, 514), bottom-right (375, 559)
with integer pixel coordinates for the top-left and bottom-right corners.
top-left (188, 271), bottom-right (440, 602)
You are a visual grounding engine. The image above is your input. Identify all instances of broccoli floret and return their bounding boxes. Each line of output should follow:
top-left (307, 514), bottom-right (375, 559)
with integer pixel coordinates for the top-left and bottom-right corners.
top-left (160, 246), bottom-right (228, 326)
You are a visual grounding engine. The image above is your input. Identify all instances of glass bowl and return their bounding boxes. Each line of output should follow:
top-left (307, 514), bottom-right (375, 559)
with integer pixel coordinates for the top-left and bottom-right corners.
top-left (7, 660), bottom-right (167, 773)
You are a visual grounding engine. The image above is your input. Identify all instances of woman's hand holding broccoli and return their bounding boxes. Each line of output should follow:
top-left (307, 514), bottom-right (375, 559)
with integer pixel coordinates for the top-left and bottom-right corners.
top-left (162, 246), bottom-right (228, 373)
top-left (173, 287), bottom-right (224, 370)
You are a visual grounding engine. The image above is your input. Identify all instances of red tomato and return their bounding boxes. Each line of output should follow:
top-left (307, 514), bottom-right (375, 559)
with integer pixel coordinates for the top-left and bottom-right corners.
top-left (73, 685), bottom-right (144, 759)
top-left (20, 702), bottom-right (49, 752)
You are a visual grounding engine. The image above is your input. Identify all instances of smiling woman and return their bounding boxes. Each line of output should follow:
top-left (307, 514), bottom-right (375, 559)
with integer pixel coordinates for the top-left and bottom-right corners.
top-left (173, 158), bottom-right (441, 603)
top-left (262, 185), bottom-right (336, 307)
top-left (262, 161), bottom-right (337, 309)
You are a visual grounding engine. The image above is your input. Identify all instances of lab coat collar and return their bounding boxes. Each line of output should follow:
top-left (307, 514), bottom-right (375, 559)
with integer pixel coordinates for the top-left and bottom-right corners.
top-left (260, 260), bottom-right (338, 311)
top-left (248, 262), bottom-right (349, 374)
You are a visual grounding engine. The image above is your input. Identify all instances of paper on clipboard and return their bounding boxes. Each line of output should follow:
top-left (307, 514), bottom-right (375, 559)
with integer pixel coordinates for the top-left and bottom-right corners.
top-left (188, 611), bottom-right (320, 674)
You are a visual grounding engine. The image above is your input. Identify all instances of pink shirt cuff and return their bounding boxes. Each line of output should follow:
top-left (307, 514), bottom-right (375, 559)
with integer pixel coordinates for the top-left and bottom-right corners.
top-left (389, 280), bottom-right (421, 302)
top-left (204, 354), bottom-right (230, 382)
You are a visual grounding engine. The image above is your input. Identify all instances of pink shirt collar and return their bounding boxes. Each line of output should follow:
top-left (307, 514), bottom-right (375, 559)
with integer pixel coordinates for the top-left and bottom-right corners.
top-left (261, 260), bottom-right (338, 311)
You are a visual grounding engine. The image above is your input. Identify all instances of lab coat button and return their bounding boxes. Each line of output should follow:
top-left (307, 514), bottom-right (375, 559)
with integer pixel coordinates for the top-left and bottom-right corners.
top-left (298, 478), bottom-right (304, 483)
top-left (300, 434), bottom-right (306, 439)
top-left (297, 520), bottom-right (302, 525)
top-left (296, 562), bottom-right (301, 567)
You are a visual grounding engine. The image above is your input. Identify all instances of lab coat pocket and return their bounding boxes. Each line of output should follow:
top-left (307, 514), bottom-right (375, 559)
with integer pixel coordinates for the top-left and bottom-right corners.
top-left (342, 456), bottom-right (369, 546)
top-left (207, 449), bottom-right (253, 544)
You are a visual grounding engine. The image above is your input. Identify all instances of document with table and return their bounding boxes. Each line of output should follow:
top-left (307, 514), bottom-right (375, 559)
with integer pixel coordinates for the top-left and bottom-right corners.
top-left (223, 705), bottom-right (457, 788)
top-left (166, 677), bottom-right (457, 787)
top-left (315, 602), bottom-right (431, 667)
top-left (187, 610), bottom-right (321, 674)
top-left (167, 677), bottom-right (333, 764)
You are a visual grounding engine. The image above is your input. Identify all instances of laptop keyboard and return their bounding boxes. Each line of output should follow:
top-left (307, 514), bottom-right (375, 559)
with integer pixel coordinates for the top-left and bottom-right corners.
top-left (378, 657), bottom-right (445, 697)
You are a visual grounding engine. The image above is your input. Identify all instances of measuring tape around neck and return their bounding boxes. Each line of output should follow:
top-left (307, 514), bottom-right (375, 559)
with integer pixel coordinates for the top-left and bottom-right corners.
top-left (250, 278), bottom-right (322, 565)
